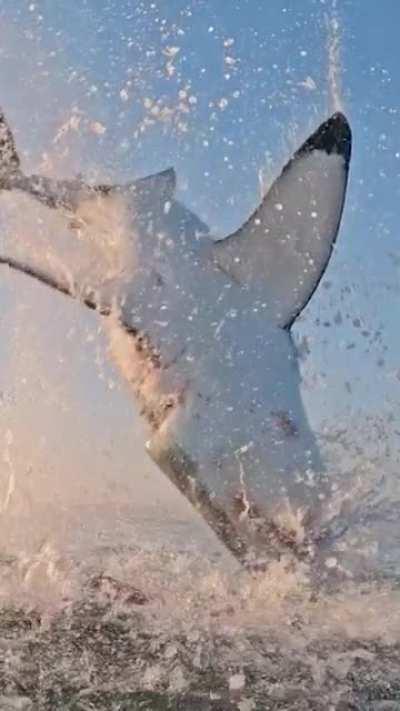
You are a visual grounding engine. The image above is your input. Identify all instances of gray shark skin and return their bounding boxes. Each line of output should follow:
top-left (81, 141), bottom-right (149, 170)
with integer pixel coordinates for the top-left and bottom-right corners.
top-left (0, 110), bottom-right (351, 570)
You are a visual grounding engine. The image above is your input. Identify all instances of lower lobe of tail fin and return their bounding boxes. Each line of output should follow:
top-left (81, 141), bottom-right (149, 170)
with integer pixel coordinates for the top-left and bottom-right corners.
top-left (0, 110), bottom-right (20, 188)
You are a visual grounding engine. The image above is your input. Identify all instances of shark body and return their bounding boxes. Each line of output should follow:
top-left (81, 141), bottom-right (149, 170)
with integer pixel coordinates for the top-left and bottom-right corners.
top-left (0, 110), bottom-right (351, 568)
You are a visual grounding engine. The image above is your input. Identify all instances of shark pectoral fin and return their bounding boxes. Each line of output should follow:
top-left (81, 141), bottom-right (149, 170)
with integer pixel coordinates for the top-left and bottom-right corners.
top-left (0, 110), bottom-right (22, 189)
top-left (213, 113), bottom-right (351, 328)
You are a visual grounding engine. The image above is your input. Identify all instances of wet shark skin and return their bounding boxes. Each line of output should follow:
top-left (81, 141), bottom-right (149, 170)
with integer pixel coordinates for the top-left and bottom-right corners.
top-left (0, 110), bottom-right (351, 569)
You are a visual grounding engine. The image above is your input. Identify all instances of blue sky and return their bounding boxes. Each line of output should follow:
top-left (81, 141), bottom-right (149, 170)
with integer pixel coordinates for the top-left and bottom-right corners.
top-left (0, 0), bottom-right (399, 518)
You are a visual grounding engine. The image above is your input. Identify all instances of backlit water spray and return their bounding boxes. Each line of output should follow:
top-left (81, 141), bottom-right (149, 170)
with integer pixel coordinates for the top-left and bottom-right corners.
top-left (326, 0), bottom-right (344, 113)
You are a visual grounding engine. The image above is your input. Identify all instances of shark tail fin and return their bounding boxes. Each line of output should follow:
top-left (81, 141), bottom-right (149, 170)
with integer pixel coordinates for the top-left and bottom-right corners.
top-left (0, 110), bottom-right (21, 189)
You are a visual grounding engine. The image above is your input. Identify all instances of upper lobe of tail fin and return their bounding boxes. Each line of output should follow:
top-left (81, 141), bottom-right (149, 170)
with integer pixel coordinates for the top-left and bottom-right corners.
top-left (0, 110), bottom-right (20, 188)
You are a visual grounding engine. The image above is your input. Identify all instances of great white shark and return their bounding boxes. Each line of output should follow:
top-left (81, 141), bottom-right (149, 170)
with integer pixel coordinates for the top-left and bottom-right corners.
top-left (0, 110), bottom-right (351, 571)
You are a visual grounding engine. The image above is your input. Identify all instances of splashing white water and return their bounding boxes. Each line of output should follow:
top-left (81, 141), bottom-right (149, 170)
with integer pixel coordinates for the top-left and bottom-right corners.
top-left (326, 0), bottom-right (344, 114)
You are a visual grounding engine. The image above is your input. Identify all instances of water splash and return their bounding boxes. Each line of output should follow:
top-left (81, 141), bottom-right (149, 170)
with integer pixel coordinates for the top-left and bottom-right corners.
top-left (326, 0), bottom-right (344, 114)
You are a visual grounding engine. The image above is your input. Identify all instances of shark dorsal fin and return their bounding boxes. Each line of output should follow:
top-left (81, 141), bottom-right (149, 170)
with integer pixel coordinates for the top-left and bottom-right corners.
top-left (127, 167), bottom-right (176, 200)
top-left (213, 113), bottom-right (351, 328)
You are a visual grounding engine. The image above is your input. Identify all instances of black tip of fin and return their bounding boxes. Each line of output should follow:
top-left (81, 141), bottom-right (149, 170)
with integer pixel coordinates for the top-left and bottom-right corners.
top-left (296, 112), bottom-right (352, 167)
top-left (0, 110), bottom-right (20, 187)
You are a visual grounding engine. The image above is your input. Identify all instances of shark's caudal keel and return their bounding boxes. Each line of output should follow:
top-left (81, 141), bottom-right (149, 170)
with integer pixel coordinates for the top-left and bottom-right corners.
top-left (0, 109), bottom-right (351, 570)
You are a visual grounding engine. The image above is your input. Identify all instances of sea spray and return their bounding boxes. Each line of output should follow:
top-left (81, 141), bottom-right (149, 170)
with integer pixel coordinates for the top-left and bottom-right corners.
top-left (326, 0), bottom-right (344, 114)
